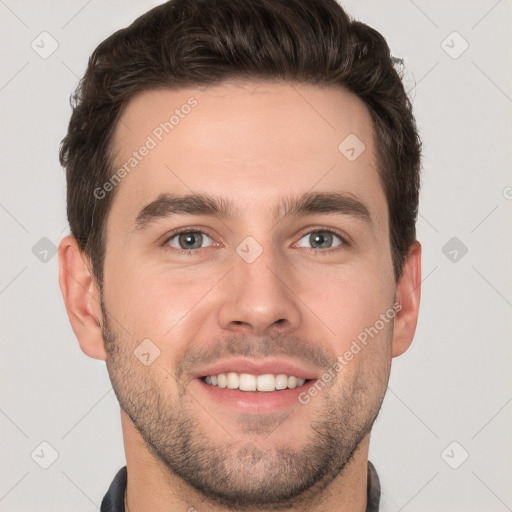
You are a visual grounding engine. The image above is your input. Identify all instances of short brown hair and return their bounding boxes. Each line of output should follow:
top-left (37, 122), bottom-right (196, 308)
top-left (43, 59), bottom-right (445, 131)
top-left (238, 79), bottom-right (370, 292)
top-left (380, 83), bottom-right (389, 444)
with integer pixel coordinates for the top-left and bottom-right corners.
top-left (60, 0), bottom-right (421, 286)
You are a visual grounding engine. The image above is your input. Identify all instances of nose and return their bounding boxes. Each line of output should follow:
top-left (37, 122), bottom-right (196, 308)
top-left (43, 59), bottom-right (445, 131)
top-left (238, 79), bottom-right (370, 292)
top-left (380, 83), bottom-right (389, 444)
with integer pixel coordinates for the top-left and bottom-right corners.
top-left (217, 246), bottom-right (302, 336)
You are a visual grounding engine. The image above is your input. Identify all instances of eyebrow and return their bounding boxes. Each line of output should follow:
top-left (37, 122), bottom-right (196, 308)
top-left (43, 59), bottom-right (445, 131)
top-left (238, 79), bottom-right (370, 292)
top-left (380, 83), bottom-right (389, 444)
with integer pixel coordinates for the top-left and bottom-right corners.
top-left (133, 191), bottom-right (372, 232)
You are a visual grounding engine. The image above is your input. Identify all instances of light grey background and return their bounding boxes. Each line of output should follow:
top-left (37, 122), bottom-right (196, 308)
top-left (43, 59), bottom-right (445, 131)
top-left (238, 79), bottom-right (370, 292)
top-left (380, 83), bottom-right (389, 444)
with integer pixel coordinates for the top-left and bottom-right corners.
top-left (1, 1), bottom-right (511, 511)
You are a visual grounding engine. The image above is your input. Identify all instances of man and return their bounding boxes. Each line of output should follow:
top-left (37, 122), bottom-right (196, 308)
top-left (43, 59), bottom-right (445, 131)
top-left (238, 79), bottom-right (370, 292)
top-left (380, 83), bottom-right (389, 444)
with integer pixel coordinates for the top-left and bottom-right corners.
top-left (58, 0), bottom-right (422, 510)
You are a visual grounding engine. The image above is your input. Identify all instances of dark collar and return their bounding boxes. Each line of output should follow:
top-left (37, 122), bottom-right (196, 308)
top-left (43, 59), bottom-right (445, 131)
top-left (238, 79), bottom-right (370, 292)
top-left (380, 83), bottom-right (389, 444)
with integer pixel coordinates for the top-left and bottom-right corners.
top-left (366, 460), bottom-right (381, 512)
top-left (101, 461), bottom-right (381, 511)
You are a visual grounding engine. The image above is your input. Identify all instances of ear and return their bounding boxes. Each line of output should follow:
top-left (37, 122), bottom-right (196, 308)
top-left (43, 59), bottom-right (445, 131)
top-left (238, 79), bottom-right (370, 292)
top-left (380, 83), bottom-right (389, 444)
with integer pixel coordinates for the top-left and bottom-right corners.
top-left (58, 235), bottom-right (107, 360)
top-left (392, 240), bottom-right (421, 358)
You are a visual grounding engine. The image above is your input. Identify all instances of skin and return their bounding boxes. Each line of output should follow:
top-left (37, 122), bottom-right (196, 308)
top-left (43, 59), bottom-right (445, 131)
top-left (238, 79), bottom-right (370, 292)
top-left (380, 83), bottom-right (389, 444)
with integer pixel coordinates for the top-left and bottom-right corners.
top-left (58, 80), bottom-right (421, 512)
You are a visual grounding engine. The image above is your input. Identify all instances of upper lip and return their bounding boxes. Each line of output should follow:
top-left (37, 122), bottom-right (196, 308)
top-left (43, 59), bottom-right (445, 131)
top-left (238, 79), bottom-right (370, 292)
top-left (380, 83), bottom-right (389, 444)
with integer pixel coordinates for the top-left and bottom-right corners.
top-left (191, 357), bottom-right (319, 380)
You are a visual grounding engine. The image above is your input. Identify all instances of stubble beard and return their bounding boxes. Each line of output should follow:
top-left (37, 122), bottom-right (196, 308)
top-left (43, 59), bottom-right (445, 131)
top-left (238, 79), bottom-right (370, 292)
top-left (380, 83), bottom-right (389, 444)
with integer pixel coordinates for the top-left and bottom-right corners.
top-left (101, 298), bottom-right (390, 510)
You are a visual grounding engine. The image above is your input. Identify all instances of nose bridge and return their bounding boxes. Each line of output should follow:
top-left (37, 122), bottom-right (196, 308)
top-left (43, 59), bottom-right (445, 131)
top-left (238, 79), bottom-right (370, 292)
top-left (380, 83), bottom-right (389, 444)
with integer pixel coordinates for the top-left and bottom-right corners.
top-left (217, 235), bottom-right (301, 334)
top-left (237, 238), bottom-right (283, 296)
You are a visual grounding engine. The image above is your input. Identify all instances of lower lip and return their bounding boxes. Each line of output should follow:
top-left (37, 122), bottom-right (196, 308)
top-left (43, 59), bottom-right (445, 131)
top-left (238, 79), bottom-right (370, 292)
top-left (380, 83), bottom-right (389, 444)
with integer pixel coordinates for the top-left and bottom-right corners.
top-left (194, 378), bottom-right (315, 413)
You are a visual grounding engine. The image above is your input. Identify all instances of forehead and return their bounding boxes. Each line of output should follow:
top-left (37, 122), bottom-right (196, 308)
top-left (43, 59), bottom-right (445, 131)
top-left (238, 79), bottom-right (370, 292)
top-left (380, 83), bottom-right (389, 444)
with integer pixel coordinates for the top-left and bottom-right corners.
top-left (107, 80), bottom-right (385, 231)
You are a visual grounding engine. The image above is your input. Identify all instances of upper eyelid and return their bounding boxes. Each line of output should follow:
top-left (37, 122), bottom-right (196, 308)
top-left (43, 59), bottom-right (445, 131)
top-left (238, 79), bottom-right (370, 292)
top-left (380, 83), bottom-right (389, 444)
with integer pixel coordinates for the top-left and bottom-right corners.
top-left (162, 226), bottom-right (216, 242)
top-left (296, 226), bottom-right (347, 241)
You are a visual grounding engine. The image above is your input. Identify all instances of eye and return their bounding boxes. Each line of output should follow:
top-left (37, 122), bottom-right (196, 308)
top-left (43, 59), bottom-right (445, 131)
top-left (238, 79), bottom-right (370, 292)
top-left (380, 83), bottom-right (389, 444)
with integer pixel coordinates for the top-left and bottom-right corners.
top-left (296, 229), bottom-right (344, 250)
top-left (165, 230), bottom-right (213, 251)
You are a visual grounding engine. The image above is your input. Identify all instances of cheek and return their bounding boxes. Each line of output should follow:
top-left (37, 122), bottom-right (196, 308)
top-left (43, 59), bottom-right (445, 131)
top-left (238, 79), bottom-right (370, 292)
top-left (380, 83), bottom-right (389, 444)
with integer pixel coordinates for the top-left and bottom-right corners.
top-left (297, 263), bottom-right (394, 353)
top-left (106, 260), bottom-right (219, 343)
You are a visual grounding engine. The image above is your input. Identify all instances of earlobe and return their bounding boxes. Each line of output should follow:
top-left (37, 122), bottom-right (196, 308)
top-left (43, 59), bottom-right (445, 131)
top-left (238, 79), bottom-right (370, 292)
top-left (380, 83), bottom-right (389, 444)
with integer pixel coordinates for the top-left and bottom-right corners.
top-left (58, 235), bottom-right (107, 361)
top-left (391, 241), bottom-right (422, 358)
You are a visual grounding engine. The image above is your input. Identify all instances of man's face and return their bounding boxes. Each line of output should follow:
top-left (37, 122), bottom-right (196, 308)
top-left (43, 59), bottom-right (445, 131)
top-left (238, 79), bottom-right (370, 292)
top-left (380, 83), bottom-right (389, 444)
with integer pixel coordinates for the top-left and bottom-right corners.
top-left (101, 81), bottom-right (398, 507)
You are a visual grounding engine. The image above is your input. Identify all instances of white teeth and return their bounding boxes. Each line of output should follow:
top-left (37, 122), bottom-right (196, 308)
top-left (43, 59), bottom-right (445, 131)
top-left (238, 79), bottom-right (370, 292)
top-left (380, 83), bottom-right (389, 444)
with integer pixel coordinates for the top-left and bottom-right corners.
top-left (275, 374), bottom-right (288, 390)
top-left (217, 373), bottom-right (227, 388)
top-left (239, 373), bottom-right (257, 391)
top-left (226, 372), bottom-right (239, 389)
top-left (203, 372), bottom-right (307, 391)
top-left (288, 376), bottom-right (297, 389)
top-left (257, 374), bottom-right (275, 392)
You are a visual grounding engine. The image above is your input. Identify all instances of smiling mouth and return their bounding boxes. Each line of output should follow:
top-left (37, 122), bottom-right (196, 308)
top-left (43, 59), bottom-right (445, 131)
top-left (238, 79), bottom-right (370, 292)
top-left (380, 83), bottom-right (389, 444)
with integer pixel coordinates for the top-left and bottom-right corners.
top-left (200, 372), bottom-right (313, 392)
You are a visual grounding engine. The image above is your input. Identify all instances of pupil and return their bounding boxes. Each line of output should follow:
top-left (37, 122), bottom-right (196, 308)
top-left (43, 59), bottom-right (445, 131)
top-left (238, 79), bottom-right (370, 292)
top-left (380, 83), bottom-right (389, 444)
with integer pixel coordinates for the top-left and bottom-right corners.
top-left (311, 231), bottom-right (332, 248)
top-left (179, 232), bottom-right (202, 249)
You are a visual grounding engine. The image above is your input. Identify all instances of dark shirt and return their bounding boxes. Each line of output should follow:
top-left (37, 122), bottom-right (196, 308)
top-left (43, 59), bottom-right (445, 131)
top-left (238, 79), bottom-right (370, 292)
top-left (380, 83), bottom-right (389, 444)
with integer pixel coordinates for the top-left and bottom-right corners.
top-left (101, 460), bottom-right (381, 511)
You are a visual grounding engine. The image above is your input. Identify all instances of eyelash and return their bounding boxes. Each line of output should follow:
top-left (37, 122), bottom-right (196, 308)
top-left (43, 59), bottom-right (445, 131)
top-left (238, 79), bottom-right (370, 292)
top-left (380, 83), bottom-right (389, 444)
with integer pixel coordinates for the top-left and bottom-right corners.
top-left (161, 227), bottom-right (350, 256)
